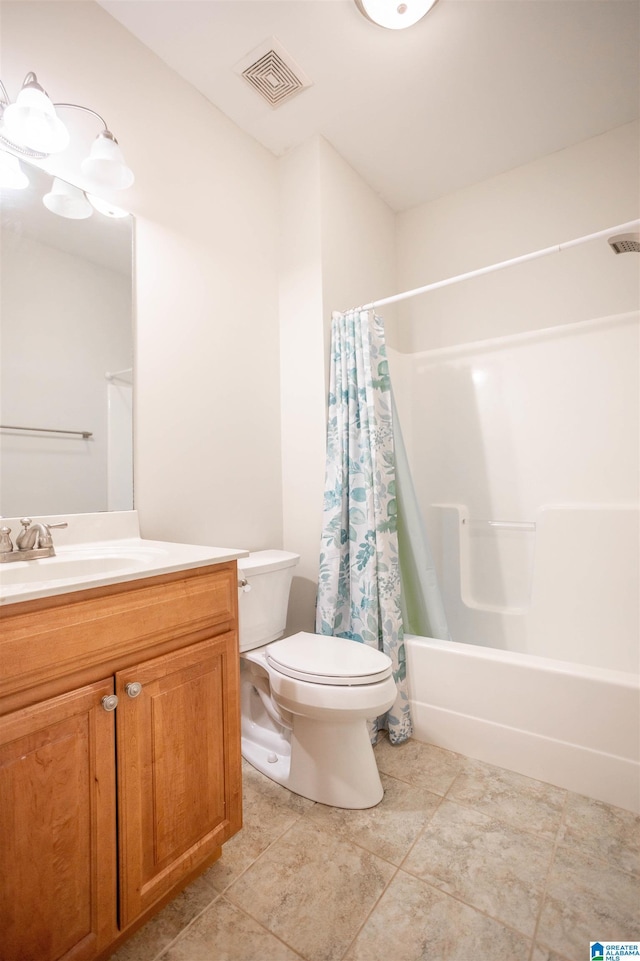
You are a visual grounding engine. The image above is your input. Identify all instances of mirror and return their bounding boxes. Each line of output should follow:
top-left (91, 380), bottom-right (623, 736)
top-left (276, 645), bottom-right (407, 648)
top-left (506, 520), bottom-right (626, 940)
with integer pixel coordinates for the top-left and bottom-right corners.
top-left (0, 156), bottom-right (133, 517)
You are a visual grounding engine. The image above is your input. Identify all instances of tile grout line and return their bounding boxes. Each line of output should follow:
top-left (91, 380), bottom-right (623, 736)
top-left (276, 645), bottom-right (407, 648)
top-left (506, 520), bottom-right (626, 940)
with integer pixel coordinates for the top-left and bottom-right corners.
top-left (147, 808), bottom-right (312, 961)
top-left (441, 777), bottom-right (640, 879)
top-left (219, 894), bottom-right (308, 961)
top-left (338, 864), bottom-right (402, 961)
top-left (152, 890), bottom-right (308, 961)
top-left (148, 891), bottom-right (225, 961)
top-left (336, 790), bottom-right (450, 960)
top-left (391, 770), bottom-right (560, 955)
top-left (296, 776), bottom-right (448, 869)
top-left (396, 782), bottom-right (547, 947)
top-left (394, 865), bottom-right (539, 951)
top-left (525, 788), bottom-right (570, 961)
top-left (217, 811), bottom-right (406, 961)
top-left (223, 770), bottom-right (452, 961)
top-left (211, 804), bottom-right (314, 897)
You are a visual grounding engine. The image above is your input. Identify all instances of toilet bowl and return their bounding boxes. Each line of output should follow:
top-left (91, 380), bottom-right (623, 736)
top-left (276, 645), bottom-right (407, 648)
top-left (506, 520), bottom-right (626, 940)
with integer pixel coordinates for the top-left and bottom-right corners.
top-left (238, 551), bottom-right (397, 808)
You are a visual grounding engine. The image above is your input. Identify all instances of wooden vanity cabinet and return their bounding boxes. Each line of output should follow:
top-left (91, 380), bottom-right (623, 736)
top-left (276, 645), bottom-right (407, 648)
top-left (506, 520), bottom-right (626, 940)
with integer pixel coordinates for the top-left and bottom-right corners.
top-left (0, 678), bottom-right (118, 961)
top-left (0, 562), bottom-right (242, 961)
top-left (117, 633), bottom-right (238, 926)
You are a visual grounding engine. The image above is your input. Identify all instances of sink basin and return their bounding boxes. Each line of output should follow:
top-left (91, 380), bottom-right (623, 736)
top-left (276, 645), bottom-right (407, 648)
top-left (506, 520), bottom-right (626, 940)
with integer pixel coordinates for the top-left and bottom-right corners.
top-left (0, 553), bottom-right (152, 585)
top-left (0, 535), bottom-right (247, 605)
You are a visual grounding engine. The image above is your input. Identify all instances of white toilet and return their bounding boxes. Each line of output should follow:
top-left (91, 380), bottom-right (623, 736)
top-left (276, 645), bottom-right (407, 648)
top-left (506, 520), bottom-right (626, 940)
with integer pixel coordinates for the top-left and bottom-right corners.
top-left (238, 550), bottom-right (397, 809)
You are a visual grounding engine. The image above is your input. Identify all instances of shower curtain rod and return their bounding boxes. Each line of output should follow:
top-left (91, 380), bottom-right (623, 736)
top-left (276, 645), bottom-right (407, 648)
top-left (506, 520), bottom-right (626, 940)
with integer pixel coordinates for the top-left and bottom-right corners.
top-left (353, 218), bottom-right (640, 313)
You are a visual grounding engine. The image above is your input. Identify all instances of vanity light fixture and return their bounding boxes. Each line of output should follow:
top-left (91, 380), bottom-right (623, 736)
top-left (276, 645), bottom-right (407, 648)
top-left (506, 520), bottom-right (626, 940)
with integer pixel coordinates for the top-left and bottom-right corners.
top-left (43, 177), bottom-right (93, 220)
top-left (354, 0), bottom-right (439, 29)
top-left (0, 72), bottom-right (134, 189)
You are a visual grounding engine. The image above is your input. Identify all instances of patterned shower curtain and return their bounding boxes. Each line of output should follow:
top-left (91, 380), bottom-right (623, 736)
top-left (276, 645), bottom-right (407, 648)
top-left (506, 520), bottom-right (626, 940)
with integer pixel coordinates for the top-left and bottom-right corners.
top-left (316, 309), bottom-right (412, 744)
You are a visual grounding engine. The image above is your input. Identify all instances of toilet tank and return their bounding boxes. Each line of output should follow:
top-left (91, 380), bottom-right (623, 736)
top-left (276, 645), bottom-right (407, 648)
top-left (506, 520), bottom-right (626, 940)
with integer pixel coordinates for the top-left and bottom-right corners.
top-left (237, 550), bottom-right (300, 652)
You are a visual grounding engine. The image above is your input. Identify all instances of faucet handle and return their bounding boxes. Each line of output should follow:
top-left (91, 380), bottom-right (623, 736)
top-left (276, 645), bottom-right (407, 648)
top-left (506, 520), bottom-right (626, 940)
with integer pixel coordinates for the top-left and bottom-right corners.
top-left (38, 521), bottom-right (68, 549)
top-left (19, 518), bottom-right (67, 530)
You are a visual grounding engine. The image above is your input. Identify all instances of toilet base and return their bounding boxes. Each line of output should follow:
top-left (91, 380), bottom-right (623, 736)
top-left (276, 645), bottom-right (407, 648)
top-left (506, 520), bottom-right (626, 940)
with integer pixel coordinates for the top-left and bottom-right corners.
top-left (242, 714), bottom-right (384, 809)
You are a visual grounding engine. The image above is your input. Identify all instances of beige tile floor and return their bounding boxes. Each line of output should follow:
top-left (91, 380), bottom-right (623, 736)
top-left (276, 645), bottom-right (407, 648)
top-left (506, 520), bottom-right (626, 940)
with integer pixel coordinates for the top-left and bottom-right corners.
top-left (109, 738), bottom-right (640, 961)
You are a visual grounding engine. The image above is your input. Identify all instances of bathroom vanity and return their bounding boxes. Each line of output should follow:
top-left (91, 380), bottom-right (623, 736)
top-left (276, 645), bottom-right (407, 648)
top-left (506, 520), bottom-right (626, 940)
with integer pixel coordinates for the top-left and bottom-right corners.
top-left (0, 516), bottom-right (245, 961)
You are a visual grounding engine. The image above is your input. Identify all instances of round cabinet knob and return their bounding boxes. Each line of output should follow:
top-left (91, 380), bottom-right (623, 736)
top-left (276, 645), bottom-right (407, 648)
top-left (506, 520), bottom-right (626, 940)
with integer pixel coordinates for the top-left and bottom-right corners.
top-left (238, 577), bottom-right (252, 593)
top-left (125, 681), bottom-right (142, 698)
top-left (101, 694), bottom-right (119, 712)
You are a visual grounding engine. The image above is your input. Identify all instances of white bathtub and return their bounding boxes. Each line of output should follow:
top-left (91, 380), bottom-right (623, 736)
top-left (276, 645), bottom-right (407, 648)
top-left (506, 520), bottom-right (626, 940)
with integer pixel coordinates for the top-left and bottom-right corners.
top-left (405, 634), bottom-right (640, 813)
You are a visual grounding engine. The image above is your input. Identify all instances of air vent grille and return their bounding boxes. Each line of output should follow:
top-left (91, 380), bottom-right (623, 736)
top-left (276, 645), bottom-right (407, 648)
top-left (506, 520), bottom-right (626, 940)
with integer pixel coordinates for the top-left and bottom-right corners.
top-left (235, 38), bottom-right (312, 109)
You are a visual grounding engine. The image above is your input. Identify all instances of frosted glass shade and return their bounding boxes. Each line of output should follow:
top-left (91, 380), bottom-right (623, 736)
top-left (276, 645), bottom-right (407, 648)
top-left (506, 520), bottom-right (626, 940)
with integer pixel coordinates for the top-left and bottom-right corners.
top-left (43, 178), bottom-right (93, 220)
top-left (2, 85), bottom-right (69, 153)
top-left (0, 152), bottom-right (29, 189)
top-left (81, 132), bottom-right (134, 190)
top-left (355, 0), bottom-right (438, 29)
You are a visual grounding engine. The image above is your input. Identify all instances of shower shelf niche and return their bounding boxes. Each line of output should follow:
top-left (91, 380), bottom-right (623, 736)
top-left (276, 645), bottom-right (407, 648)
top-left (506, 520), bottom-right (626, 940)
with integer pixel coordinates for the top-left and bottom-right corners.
top-left (441, 506), bottom-right (537, 615)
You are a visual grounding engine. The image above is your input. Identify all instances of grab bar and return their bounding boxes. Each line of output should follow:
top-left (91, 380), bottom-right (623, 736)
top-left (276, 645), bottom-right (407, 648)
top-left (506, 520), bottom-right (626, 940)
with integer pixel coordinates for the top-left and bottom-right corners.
top-left (0, 424), bottom-right (93, 439)
top-left (462, 518), bottom-right (536, 532)
top-left (105, 368), bottom-right (133, 383)
top-left (487, 520), bottom-right (536, 531)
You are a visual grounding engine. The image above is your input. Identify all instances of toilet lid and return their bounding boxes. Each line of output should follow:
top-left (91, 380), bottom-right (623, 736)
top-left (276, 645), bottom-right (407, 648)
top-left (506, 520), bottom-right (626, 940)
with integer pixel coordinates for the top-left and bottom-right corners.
top-left (266, 633), bottom-right (393, 686)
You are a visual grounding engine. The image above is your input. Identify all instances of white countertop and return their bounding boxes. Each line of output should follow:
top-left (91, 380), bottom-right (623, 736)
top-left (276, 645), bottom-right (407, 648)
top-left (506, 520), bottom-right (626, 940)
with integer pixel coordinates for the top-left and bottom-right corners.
top-left (0, 511), bottom-right (249, 606)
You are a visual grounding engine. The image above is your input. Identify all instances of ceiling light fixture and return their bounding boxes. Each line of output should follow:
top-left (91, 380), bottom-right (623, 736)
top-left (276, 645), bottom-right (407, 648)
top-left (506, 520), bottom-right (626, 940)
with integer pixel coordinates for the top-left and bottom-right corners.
top-left (355, 0), bottom-right (439, 29)
top-left (0, 71), bottom-right (134, 190)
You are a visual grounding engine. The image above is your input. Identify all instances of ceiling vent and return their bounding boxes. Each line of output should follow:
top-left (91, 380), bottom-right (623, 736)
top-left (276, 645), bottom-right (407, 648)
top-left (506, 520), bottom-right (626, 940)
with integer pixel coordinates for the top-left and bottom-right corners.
top-left (234, 38), bottom-right (312, 109)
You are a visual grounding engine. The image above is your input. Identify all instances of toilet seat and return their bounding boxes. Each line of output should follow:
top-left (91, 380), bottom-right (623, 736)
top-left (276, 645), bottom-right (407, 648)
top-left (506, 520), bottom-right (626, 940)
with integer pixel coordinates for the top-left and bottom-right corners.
top-left (266, 632), bottom-right (393, 686)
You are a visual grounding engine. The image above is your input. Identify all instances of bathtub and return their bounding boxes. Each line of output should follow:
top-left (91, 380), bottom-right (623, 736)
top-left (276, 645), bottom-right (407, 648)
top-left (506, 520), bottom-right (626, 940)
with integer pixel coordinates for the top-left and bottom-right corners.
top-left (405, 634), bottom-right (640, 813)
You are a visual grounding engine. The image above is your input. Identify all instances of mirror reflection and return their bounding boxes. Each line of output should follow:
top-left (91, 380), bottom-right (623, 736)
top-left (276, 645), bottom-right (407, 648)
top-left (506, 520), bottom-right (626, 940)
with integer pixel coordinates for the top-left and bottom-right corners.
top-left (0, 156), bottom-right (133, 517)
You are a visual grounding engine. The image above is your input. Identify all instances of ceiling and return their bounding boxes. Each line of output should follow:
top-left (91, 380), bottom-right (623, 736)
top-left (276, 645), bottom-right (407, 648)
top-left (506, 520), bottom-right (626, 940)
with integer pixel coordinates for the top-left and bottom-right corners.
top-left (99, 0), bottom-right (640, 212)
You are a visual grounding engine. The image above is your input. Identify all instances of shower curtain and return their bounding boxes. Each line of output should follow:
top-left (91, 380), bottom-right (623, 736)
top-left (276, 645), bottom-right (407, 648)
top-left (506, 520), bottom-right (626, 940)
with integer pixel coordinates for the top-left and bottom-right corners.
top-left (316, 309), bottom-right (412, 743)
top-left (393, 392), bottom-right (451, 641)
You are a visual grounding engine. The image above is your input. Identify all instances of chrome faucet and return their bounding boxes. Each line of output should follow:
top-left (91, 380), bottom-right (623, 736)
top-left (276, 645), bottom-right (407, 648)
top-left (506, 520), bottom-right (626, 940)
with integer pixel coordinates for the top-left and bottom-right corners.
top-left (0, 518), bottom-right (68, 563)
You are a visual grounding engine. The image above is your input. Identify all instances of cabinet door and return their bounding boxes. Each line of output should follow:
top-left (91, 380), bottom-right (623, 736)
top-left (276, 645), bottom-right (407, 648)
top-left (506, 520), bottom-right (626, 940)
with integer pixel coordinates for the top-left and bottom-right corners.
top-left (0, 680), bottom-right (118, 961)
top-left (117, 632), bottom-right (241, 926)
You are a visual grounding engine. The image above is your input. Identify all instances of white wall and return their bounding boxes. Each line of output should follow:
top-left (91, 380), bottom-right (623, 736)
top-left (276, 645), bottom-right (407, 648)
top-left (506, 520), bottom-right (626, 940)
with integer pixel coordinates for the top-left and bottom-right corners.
top-left (278, 138), bottom-right (325, 632)
top-left (279, 137), bottom-right (397, 632)
top-left (1, 1), bottom-right (282, 551)
top-left (1, 233), bottom-right (130, 515)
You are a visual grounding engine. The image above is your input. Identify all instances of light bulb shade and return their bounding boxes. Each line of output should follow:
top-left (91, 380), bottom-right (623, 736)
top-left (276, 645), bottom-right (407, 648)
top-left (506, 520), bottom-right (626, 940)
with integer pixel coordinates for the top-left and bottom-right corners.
top-left (0, 151), bottom-right (29, 189)
top-left (355, 0), bottom-right (438, 29)
top-left (2, 84), bottom-right (69, 153)
top-left (43, 177), bottom-right (93, 219)
top-left (81, 132), bottom-right (134, 190)
top-left (87, 193), bottom-right (130, 218)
